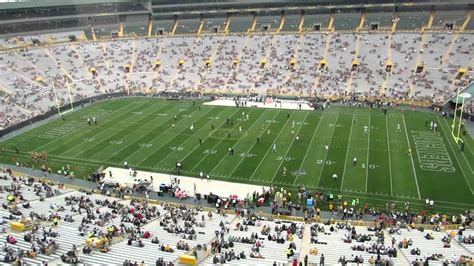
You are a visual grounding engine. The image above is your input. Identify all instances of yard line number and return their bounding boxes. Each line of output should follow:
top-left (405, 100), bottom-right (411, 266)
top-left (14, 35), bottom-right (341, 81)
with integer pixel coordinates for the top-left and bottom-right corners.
top-left (316, 160), bottom-right (336, 165)
top-left (361, 163), bottom-right (380, 169)
top-left (240, 153), bottom-right (256, 158)
top-left (203, 149), bottom-right (218, 155)
top-left (276, 156), bottom-right (294, 161)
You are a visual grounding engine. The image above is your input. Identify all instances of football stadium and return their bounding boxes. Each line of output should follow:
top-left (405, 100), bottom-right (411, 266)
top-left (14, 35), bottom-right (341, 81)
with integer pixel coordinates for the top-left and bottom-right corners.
top-left (0, 0), bottom-right (472, 265)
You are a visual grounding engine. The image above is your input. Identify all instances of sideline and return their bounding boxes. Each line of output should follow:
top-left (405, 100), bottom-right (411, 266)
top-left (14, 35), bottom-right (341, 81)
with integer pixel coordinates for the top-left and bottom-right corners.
top-left (2, 164), bottom-right (463, 232)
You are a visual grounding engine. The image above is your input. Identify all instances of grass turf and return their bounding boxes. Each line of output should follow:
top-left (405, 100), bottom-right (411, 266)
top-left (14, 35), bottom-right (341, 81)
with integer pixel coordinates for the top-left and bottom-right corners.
top-left (0, 98), bottom-right (473, 213)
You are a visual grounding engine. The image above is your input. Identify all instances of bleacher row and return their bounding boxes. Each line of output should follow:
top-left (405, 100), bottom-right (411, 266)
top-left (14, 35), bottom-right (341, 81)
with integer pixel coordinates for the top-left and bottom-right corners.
top-left (203, 218), bottom-right (305, 265)
top-left (1, 31), bottom-right (472, 129)
top-left (306, 223), bottom-right (474, 265)
top-left (461, 229), bottom-right (474, 254)
top-left (391, 229), bottom-right (469, 264)
top-left (307, 223), bottom-right (402, 265)
top-left (0, 169), bottom-right (472, 265)
top-left (0, 171), bottom-right (301, 265)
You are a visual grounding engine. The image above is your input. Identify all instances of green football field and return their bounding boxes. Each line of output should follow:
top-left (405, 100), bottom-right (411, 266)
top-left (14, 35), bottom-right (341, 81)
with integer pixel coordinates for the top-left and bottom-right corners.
top-left (0, 98), bottom-right (473, 213)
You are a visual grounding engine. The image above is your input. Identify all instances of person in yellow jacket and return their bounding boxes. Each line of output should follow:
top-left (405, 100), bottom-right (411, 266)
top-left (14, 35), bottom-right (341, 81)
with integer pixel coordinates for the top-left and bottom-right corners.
top-left (107, 226), bottom-right (114, 235)
top-left (286, 248), bottom-right (294, 259)
top-left (290, 234), bottom-right (295, 241)
top-left (53, 217), bottom-right (59, 227)
top-left (7, 195), bottom-right (14, 203)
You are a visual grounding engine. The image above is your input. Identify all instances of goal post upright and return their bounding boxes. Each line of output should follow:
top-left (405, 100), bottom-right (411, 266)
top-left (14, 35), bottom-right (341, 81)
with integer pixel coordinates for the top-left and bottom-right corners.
top-left (51, 81), bottom-right (62, 116)
top-left (66, 77), bottom-right (74, 112)
top-left (456, 97), bottom-right (464, 144)
top-left (452, 91), bottom-right (471, 144)
top-left (52, 77), bottom-right (75, 117)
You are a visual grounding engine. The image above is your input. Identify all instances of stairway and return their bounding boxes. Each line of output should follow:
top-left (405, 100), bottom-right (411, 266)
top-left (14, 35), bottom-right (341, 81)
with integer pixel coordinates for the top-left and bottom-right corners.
top-left (171, 19), bottom-right (179, 36)
top-left (298, 13), bottom-right (305, 33)
top-left (391, 13), bottom-right (399, 33)
top-left (277, 14), bottom-right (285, 33)
top-left (298, 223), bottom-right (312, 262)
top-left (459, 11), bottom-right (472, 33)
top-left (356, 13), bottom-right (366, 32)
top-left (147, 19), bottom-right (153, 37)
top-left (384, 230), bottom-right (410, 265)
top-left (248, 15), bottom-right (257, 34)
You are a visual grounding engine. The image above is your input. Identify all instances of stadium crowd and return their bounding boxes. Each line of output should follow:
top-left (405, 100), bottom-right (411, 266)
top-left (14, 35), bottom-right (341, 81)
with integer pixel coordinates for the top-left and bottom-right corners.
top-left (0, 30), bottom-right (472, 129)
top-left (0, 166), bottom-right (472, 265)
top-left (0, 14), bottom-right (473, 264)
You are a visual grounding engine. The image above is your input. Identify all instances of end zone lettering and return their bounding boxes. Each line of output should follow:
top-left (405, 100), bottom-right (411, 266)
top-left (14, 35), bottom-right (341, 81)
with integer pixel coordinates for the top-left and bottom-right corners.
top-left (411, 131), bottom-right (455, 173)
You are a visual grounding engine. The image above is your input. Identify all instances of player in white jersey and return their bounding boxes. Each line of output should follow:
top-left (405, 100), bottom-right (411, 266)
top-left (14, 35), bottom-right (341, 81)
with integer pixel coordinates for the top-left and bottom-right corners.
top-left (272, 143), bottom-right (277, 152)
top-left (397, 124), bottom-right (401, 132)
top-left (239, 126), bottom-right (242, 133)
top-left (364, 126), bottom-right (368, 134)
top-left (190, 124), bottom-right (194, 131)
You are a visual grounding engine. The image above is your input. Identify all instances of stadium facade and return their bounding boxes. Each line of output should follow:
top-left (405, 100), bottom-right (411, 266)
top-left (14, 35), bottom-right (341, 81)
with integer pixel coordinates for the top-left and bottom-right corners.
top-left (0, 0), bottom-right (472, 37)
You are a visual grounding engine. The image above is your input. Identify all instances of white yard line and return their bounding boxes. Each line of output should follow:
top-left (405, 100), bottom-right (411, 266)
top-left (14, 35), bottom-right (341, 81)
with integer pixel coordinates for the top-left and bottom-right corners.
top-left (385, 115), bottom-right (393, 196)
top-left (463, 135), bottom-right (474, 154)
top-left (226, 111), bottom-right (281, 178)
top-left (270, 112), bottom-right (309, 183)
top-left (402, 114), bottom-right (421, 199)
top-left (316, 112), bottom-right (340, 187)
top-left (123, 114), bottom-right (198, 164)
top-left (340, 113), bottom-right (355, 190)
top-left (365, 113), bottom-right (370, 193)
top-left (293, 112), bottom-right (324, 185)
top-left (465, 140), bottom-right (474, 155)
top-left (33, 101), bottom-right (135, 151)
top-left (134, 108), bottom-right (215, 166)
top-left (70, 103), bottom-right (160, 158)
top-left (188, 109), bottom-right (255, 173)
top-left (7, 116), bottom-right (78, 146)
top-left (207, 110), bottom-right (274, 175)
top-left (208, 175), bottom-right (472, 208)
top-left (248, 113), bottom-right (295, 181)
top-left (438, 116), bottom-right (474, 194)
top-left (150, 108), bottom-right (238, 168)
top-left (101, 104), bottom-right (184, 162)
